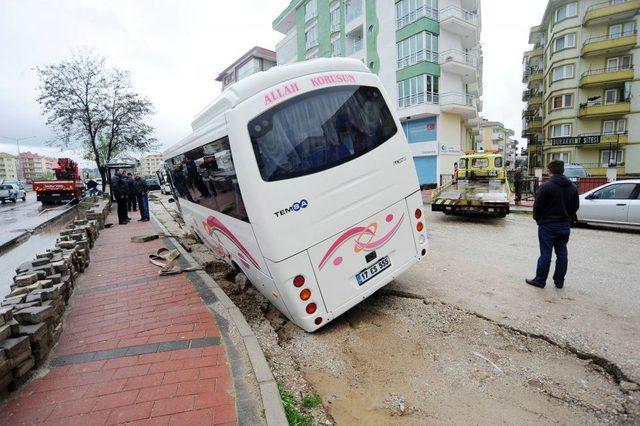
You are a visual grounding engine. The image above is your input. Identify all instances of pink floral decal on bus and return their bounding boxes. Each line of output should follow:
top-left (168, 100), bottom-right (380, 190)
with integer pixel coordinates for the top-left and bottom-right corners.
top-left (202, 216), bottom-right (261, 270)
top-left (318, 213), bottom-right (405, 270)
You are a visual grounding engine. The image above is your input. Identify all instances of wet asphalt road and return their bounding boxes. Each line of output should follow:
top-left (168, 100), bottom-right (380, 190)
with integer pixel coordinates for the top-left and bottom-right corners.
top-left (0, 191), bottom-right (71, 248)
top-left (393, 207), bottom-right (640, 383)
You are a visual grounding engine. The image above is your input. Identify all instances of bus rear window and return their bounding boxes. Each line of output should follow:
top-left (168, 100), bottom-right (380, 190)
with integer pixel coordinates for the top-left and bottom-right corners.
top-left (248, 85), bottom-right (397, 181)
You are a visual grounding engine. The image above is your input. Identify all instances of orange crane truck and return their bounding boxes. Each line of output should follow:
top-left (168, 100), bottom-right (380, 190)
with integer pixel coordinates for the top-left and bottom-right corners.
top-left (32, 158), bottom-right (85, 204)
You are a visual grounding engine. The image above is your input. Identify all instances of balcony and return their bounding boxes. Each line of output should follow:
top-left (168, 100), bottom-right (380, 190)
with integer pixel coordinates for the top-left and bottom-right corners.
top-left (439, 6), bottom-right (479, 47)
top-left (398, 92), bottom-right (439, 109)
top-left (578, 100), bottom-right (630, 118)
top-left (582, 31), bottom-right (637, 56)
top-left (346, 38), bottom-right (363, 56)
top-left (439, 50), bottom-right (478, 82)
top-left (584, 0), bottom-right (640, 26)
top-left (522, 117), bottom-right (543, 135)
top-left (522, 66), bottom-right (543, 83)
top-left (397, 50), bottom-right (438, 69)
top-left (522, 89), bottom-right (543, 106)
top-left (439, 92), bottom-right (477, 118)
top-left (524, 45), bottom-right (544, 59)
top-left (580, 65), bottom-right (634, 87)
top-left (396, 5), bottom-right (439, 29)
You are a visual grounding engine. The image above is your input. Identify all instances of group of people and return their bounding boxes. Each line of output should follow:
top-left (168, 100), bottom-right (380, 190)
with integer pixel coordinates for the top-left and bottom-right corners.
top-left (111, 169), bottom-right (150, 225)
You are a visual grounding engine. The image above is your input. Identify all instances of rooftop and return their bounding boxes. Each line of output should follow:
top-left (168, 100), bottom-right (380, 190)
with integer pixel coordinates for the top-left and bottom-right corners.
top-left (215, 46), bottom-right (277, 83)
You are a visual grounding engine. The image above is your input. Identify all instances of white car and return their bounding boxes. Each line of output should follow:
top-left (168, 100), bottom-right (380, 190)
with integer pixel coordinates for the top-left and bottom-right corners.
top-left (577, 179), bottom-right (640, 229)
top-left (0, 184), bottom-right (27, 203)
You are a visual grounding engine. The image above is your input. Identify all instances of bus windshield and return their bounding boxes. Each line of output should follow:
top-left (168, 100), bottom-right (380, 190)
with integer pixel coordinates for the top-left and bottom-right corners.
top-left (248, 85), bottom-right (397, 181)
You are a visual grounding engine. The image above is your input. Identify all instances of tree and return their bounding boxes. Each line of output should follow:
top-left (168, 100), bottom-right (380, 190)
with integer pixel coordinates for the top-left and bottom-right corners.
top-left (36, 51), bottom-right (156, 190)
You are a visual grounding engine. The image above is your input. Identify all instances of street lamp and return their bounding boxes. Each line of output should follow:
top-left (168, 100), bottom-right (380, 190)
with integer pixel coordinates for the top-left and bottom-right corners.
top-left (0, 135), bottom-right (36, 181)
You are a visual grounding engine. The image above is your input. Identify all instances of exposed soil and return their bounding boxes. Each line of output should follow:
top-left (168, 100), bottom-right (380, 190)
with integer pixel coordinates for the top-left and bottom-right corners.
top-left (150, 197), bottom-right (639, 425)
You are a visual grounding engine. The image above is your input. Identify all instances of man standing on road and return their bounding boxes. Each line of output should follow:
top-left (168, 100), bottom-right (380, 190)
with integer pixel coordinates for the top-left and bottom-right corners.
top-left (513, 167), bottom-right (523, 205)
top-left (133, 172), bottom-right (150, 222)
top-left (111, 169), bottom-right (130, 225)
top-left (526, 160), bottom-right (579, 289)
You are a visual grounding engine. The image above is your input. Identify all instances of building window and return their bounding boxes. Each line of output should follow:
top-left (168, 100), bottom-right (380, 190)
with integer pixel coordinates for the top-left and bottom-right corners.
top-left (305, 25), bottom-right (319, 50)
top-left (345, 0), bottom-right (362, 23)
top-left (606, 55), bottom-right (632, 71)
top-left (602, 119), bottom-right (627, 135)
top-left (551, 123), bottom-right (572, 138)
top-left (330, 6), bottom-right (341, 33)
top-left (604, 88), bottom-right (621, 104)
top-left (397, 31), bottom-right (438, 69)
top-left (397, 74), bottom-right (439, 108)
top-left (609, 21), bottom-right (635, 38)
top-left (554, 2), bottom-right (577, 22)
top-left (396, 0), bottom-right (438, 28)
top-left (277, 37), bottom-right (298, 65)
top-left (600, 150), bottom-right (625, 167)
top-left (304, 0), bottom-right (317, 22)
top-left (552, 64), bottom-right (574, 81)
top-left (548, 152), bottom-right (570, 163)
top-left (553, 33), bottom-right (576, 51)
top-left (549, 93), bottom-right (573, 110)
top-left (236, 58), bottom-right (260, 81)
top-left (331, 38), bottom-right (342, 57)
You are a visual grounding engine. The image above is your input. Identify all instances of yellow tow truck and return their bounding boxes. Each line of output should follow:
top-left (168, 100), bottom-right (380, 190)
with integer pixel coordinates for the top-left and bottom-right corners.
top-left (431, 151), bottom-right (511, 217)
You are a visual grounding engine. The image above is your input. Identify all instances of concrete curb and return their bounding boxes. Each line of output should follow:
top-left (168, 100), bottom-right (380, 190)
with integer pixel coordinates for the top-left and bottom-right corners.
top-left (150, 215), bottom-right (287, 426)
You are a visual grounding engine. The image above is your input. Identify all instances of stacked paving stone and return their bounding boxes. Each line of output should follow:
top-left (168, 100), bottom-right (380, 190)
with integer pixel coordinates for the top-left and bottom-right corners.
top-left (0, 198), bottom-right (110, 393)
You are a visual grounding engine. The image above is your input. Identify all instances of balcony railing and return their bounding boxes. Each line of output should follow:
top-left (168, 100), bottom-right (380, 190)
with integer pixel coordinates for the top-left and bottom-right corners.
top-left (398, 92), bottom-right (439, 108)
top-left (396, 5), bottom-right (439, 29)
top-left (397, 49), bottom-right (438, 69)
top-left (439, 6), bottom-right (478, 25)
top-left (584, 0), bottom-right (640, 25)
top-left (439, 92), bottom-right (476, 107)
top-left (581, 64), bottom-right (633, 77)
top-left (331, 21), bottom-right (341, 33)
top-left (439, 49), bottom-right (478, 67)
top-left (346, 39), bottom-right (363, 55)
top-left (584, 29), bottom-right (637, 45)
top-left (522, 66), bottom-right (543, 83)
top-left (522, 89), bottom-right (543, 102)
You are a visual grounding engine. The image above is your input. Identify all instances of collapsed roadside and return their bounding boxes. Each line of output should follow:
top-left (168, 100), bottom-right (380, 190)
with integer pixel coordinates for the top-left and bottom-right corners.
top-left (150, 194), bottom-right (639, 425)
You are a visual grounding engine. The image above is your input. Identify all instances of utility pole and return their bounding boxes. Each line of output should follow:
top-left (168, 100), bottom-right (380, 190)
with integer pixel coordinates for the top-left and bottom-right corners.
top-left (0, 135), bottom-right (36, 181)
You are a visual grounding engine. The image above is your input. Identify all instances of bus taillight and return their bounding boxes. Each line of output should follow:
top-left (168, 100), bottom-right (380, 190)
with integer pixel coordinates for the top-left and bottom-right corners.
top-left (300, 289), bottom-right (311, 301)
top-left (293, 275), bottom-right (305, 287)
top-left (415, 208), bottom-right (422, 219)
top-left (306, 303), bottom-right (317, 314)
top-left (416, 222), bottom-right (424, 232)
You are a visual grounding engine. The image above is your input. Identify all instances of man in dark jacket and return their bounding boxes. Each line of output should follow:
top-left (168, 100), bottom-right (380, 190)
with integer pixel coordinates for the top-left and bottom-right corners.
top-left (527, 160), bottom-right (579, 289)
top-left (133, 172), bottom-right (150, 222)
top-left (111, 169), bottom-right (130, 225)
top-left (126, 172), bottom-right (137, 212)
top-left (513, 167), bottom-right (523, 205)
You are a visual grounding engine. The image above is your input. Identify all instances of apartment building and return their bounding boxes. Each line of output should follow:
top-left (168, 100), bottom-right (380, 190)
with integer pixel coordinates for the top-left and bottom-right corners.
top-left (138, 153), bottom-right (163, 177)
top-left (0, 153), bottom-right (19, 181)
top-left (215, 46), bottom-right (277, 91)
top-left (18, 151), bottom-right (54, 181)
top-left (477, 119), bottom-right (518, 168)
top-left (523, 0), bottom-right (640, 177)
top-left (273, 0), bottom-right (483, 187)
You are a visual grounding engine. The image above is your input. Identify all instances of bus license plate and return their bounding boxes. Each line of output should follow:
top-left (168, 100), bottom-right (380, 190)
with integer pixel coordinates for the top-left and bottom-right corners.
top-left (356, 256), bottom-right (391, 286)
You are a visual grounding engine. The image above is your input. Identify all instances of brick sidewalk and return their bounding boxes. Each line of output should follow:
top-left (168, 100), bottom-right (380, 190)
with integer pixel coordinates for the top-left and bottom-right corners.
top-left (0, 212), bottom-right (237, 425)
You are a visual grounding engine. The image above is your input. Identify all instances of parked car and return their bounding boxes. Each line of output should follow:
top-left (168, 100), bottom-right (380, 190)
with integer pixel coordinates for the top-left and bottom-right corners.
top-left (0, 184), bottom-right (27, 203)
top-left (576, 179), bottom-right (640, 229)
top-left (144, 175), bottom-right (161, 191)
top-left (564, 164), bottom-right (589, 183)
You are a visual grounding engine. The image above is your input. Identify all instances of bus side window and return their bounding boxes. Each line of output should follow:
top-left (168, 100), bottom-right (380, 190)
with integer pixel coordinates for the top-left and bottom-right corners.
top-left (169, 137), bottom-right (248, 222)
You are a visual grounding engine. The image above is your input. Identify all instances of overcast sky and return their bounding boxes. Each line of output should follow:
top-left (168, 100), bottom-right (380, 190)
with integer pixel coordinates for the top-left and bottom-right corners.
top-left (0, 0), bottom-right (547, 167)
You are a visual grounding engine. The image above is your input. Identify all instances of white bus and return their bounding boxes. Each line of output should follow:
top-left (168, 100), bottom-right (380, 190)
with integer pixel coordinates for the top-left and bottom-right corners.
top-left (163, 58), bottom-right (427, 332)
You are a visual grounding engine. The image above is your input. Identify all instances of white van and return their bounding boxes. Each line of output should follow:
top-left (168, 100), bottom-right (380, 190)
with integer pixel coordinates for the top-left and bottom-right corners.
top-left (163, 58), bottom-right (427, 331)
